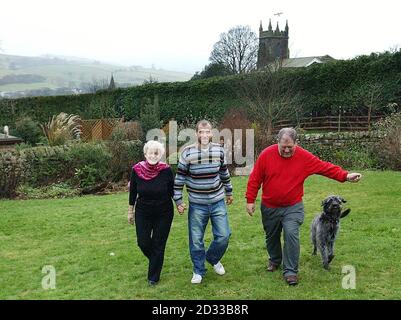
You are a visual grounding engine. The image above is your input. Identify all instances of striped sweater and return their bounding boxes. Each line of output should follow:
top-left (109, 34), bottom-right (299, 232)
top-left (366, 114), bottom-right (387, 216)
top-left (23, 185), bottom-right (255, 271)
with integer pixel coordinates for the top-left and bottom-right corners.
top-left (173, 143), bottom-right (233, 205)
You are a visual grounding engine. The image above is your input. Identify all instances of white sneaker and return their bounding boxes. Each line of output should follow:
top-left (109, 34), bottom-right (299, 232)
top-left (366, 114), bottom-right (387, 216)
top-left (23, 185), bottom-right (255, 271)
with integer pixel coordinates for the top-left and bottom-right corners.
top-left (213, 261), bottom-right (226, 275)
top-left (191, 273), bottom-right (202, 284)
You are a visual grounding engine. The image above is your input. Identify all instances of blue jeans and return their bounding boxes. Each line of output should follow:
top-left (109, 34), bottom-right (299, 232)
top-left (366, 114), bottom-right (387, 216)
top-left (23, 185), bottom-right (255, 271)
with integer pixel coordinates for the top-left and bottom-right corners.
top-left (188, 199), bottom-right (231, 276)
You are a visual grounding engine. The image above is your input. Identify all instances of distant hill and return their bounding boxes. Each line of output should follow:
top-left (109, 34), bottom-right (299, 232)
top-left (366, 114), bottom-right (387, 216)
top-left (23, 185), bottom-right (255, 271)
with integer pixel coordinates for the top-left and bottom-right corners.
top-left (0, 53), bottom-right (193, 98)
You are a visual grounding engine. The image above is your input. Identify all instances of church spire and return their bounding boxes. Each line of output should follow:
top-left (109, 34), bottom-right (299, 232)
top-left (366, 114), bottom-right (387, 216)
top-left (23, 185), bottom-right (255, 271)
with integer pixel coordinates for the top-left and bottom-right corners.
top-left (259, 20), bottom-right (263, 32)
top-left (268, 19), bottom-right (273, 32)
top-left (274, 22), bottom-right (280, 35)
top-left (108, 73), bottom-right (116, 90)
top-left (285, 20), bottom-right (289, 35)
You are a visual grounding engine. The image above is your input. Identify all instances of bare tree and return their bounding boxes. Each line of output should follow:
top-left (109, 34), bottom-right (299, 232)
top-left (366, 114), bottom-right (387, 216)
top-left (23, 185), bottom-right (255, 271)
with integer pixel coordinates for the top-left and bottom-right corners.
top-left (388, 44), bottom-right (400, 54)
top-left (82, 78), bottom-right (110, 93)
top-left (355, 82), bottom-right (384, 131)
top-left (237, 61), bottom-right (300, 136)
top-left (142, 75), bottom-right (158, 84)
top-left (210, 25), bottom-right (258, 74)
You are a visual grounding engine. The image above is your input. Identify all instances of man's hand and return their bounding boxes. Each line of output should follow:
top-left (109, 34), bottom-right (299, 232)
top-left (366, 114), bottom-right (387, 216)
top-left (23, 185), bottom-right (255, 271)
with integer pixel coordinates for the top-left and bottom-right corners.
top-left (127, 206), bottom-right (135, 225)
top-left (226, 195), bottom-right (234, 205)
top-left (347, 172), bottom-right (362, 183)
top-left (177, 203), bottom-right (186, 215)
top-left (246, 203), bottom-right (255, 216)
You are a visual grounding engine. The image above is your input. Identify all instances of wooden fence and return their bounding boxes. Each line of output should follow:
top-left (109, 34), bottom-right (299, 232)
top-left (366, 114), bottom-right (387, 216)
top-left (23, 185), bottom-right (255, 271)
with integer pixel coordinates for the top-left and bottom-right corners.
top-left (79, 118), bottom-right (121, 141)
top-left (77, 115), bottom-right (384, 141)
top-left (274, 115), bottom-right (383, 132)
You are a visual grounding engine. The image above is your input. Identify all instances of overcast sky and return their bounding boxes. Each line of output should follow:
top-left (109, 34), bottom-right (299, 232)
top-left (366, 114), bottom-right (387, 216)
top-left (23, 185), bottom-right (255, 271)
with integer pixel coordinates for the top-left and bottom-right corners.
top-left (1, 0), bottom-right (400, 74)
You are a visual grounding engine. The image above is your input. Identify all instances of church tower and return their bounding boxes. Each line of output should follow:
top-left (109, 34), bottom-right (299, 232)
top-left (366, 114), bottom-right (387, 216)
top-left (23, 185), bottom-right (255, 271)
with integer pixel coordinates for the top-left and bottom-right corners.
top-left (257, 19), bottom-right (289, 69)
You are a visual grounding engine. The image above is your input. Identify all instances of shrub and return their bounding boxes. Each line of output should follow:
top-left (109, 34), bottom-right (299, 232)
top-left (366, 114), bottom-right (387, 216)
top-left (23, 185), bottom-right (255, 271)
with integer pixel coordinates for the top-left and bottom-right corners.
top-left (16, 183), bottom-right (80, 199)
top-left (20, 142), bottom-right (112, 188)
top-left (68, 142), bottom-right (112, 187)
top-left (74, 164), bottom-right (106, 188)
top-left (0, 152), bottom-right (26, 198)
top-left (373, 112), bottom-right (401, 170)
top-left (251, 122), bottom-right (276, 157)
top-left (298, 132), bottom-right (382, 170)
top-left (332, 148), bottom-right (380, 169)
top-left (106, 140), bottom-right (143, 181)
top-left (1, 141), bottom-right (143, 198)
top-left (21, 144), bottom-right (72, 186)
top-left (40, 112), bottom-right (82, 146)
top-left (12, 116), bottom-right (42, 145)
top-left (110, 121), bottom-right (143, 141)
top-left (139, 96), bottom-right (162, 139)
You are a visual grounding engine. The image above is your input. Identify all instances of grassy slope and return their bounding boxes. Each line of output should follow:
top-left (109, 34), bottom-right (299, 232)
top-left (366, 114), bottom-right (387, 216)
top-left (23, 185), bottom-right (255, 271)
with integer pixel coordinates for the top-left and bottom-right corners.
top-left (0, 54), bottom-right (192, 92)
top-left (0, 171), bottom-right (400, 300)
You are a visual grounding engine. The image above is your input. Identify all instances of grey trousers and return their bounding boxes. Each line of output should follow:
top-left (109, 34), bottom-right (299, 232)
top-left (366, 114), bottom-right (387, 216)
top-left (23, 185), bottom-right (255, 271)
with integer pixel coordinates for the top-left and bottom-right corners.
top-left (261, 201), bottom-right (304, 277)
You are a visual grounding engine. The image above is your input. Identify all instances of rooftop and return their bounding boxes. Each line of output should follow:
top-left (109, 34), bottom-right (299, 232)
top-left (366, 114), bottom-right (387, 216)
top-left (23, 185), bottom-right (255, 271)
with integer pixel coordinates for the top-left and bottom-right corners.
top-left (0, 133), bottom-right (23, 145)
top-left (281, 55), bottom-right (335, 68)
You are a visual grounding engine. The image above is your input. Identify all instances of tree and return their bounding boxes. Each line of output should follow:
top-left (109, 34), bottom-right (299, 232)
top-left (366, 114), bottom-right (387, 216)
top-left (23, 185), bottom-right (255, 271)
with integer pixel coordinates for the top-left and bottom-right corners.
top-left (210, 25), bottom-right (258, 74)
top-left (139, 95), bottom-right (161, 139)
top-left (82, 78), bottom-right (109, 93)
top-left (237, 65), bottom-right (300, 137)
top-left (12, 116), bottom-right (42, 145)
top-left (191, 62), bottom-right (233, 80)
top-left (88, 93), bottom-right (117, 119)
top-left (142, 75), bottom-right (158, 84)
top-left (354, 82), bottom-right (384, 131)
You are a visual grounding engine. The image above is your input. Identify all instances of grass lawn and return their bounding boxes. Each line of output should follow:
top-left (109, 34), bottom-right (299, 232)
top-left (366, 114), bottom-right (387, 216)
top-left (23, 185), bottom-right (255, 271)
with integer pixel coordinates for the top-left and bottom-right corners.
top-left (1, 171), bottom-right (401, 300)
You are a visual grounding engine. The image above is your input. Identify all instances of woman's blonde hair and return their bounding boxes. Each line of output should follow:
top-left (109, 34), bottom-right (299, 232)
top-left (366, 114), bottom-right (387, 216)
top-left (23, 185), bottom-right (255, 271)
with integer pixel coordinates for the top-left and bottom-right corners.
top-left (143, 140), bottom-right (165, 156)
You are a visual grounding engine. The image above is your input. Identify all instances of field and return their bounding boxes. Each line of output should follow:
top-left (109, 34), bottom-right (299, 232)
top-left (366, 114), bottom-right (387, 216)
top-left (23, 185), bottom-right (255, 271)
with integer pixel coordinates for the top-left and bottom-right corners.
top-left (1, 171), bottom-right (401, 300)
top-left (0, 53), bottom-right (192, 93)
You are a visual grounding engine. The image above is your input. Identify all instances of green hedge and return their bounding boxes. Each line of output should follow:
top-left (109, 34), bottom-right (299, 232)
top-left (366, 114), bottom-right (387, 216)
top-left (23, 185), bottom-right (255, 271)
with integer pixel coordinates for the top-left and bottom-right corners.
top-left (1, 51), bottom-right (400, 128)
top-left (0, 152), bottom-right (25, 198)
top-left (0, 140), bottom-right (144, 198)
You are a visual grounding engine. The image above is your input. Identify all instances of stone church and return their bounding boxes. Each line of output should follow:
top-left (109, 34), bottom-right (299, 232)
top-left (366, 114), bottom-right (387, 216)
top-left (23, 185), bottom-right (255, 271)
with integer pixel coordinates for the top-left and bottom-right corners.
top-left (257, 19), bottom-right (334, 69)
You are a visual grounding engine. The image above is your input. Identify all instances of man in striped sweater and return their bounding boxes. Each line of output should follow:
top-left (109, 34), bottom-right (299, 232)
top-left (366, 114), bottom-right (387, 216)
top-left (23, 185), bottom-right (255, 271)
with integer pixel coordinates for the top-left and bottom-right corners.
top-left (174, 119), bottom-right (233, 284)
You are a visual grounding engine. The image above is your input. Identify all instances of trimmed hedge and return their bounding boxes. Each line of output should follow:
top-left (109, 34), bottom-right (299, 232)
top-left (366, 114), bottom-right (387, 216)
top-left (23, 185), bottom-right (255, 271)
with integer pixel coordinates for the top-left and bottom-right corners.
top-left (1, 51), bottom-right (400, 128)
top-left (0, 140), bottom-right (144, 198)
top-left (0, 152), bottom-right (25, 198)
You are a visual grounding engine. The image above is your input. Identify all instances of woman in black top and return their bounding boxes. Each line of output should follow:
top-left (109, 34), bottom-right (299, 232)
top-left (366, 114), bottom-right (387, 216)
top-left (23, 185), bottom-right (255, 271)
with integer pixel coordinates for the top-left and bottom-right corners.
top-left (128, 140), bottom-right (174, 286)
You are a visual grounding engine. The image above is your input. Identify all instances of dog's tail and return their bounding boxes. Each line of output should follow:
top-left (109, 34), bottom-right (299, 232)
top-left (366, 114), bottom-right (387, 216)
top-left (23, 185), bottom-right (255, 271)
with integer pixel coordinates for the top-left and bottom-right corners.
top-left (340, 208), bottom-right (351, 219)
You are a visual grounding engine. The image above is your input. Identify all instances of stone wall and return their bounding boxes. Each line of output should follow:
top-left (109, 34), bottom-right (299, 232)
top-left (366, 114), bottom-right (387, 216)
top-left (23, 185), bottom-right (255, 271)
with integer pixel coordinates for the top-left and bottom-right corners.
top-left (298, 131), bottom-right (382, 147)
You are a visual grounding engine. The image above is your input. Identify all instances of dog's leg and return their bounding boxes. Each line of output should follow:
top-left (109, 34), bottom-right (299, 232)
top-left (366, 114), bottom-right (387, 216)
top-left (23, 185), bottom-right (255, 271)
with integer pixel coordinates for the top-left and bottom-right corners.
top-left (319, 242), bottom-right (330, 270)
top-left (328, 226), bottom-right (339, 264)
top-left (328, 240), bottom-right (335, 264)
top-left (311, 225), bottom-right (317, 255)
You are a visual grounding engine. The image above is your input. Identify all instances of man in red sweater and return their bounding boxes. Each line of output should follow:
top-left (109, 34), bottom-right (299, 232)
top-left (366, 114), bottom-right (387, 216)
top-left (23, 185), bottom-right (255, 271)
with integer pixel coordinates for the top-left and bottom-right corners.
top-left (245, 128), bottom-right (361, 286)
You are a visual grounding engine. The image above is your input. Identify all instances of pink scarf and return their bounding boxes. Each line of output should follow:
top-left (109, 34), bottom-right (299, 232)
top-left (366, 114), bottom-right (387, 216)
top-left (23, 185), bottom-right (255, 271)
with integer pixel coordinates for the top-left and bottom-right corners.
top-left (133, 160), bottom-right (170, 180)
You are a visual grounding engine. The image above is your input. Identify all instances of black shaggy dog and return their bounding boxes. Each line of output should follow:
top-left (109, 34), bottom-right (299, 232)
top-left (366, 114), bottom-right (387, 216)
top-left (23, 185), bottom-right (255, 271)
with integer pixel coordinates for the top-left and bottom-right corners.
top-left (311, 195), bottom-right (351, 270)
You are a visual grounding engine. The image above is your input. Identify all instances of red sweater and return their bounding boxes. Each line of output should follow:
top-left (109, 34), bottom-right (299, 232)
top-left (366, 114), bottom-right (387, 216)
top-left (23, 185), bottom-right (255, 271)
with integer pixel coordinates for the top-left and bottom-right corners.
top-left (246, 144), bottom-right (348, 208)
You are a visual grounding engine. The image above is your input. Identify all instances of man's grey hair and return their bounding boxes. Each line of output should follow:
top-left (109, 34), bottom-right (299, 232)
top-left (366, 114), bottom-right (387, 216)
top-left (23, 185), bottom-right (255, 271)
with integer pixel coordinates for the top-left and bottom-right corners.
top-left (277, 128), bottom-right (297, 143)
